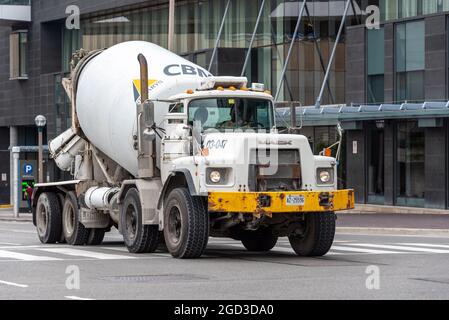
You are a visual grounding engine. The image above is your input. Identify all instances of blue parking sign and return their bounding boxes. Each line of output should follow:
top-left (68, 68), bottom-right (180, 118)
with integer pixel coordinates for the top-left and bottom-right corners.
top-left (24, 164), bottom-right (33, 175)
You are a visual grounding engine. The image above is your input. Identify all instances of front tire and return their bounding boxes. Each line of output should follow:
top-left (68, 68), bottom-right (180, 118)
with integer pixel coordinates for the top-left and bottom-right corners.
top-left (36, 192), bottom-right (62, 244)
top-left (121, 188), bottom-right (159, 253)
top-left (289, 212), bottom-right (336, 257)
top-left (241, 228), bottom-right (278, 252)
top-left (62, 192), bottom-right (89, 246)
top-left (163, 188), bottom-right (209, 259)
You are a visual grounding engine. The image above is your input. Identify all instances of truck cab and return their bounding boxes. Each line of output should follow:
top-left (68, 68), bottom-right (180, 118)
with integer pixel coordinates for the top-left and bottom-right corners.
top-left (150, 77), bottom-right (354, 257)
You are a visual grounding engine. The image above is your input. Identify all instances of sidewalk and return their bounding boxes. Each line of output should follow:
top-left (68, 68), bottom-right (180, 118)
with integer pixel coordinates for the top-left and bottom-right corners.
top-left (341, 204), bottom-right (449, 215)
top-left (0, 208), bottom-right (32, 222)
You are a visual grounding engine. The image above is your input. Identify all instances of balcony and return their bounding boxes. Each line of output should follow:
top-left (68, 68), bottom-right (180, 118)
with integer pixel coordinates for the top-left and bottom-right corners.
top-left (0, 0), bottom-right (31, 25)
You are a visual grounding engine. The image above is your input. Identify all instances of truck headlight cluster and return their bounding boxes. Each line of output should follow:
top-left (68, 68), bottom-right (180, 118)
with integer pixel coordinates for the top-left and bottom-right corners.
top-left (317, 168), bottom-right (334, 184)
top-left (209, 171), bottom-right (221, 183)
top-left (206, 168), bottom-right (229, 185)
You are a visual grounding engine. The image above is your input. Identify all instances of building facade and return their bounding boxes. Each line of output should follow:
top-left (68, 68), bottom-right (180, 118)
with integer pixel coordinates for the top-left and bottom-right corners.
top-left (1, 0), bottom-right (449, 210)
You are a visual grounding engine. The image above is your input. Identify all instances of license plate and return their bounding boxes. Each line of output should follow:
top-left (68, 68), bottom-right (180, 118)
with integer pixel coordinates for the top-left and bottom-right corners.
top-left (286, 195), bottom-right (305, 206)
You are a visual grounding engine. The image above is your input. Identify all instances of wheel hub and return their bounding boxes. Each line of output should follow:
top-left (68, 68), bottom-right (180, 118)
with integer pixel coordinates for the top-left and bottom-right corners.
top-left (36, 203), bottom-right (47, 236)
top-left (125, 205), bottom-right (137, 240)
top-left (168, 206), bottom-right (182, 244)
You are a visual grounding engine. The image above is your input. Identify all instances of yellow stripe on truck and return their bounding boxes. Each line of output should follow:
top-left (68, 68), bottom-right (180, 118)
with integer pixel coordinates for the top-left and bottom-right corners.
top-left (208, 190), bottom-right (354, 214)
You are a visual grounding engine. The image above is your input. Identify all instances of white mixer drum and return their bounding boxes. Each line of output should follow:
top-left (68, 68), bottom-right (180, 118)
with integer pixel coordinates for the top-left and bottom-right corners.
top-left (76, 41), bottom-right (211, 176)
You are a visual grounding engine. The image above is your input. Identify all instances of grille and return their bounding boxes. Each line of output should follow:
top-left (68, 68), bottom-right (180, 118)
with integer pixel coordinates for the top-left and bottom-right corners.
top-left (248, 149), bottom-right (301, 191)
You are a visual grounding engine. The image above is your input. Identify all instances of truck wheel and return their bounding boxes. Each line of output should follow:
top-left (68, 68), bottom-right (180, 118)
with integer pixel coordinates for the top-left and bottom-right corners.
top-left (56, 193), bottom-right (66, 244)
top-left (62, 192), bottom-right (89, 246)
top-left (121, 188), bottom-right (159, 253)
top-left (289, 212), bottom-right (336, 257)
top-left (163, 188), bottom-right (209, 259)
top-left (87, 229), bottom-right (105, 246)
top-left (241, 228), bottom-right (278, 252)
top-left (36, 192), bottom-right (62, 244)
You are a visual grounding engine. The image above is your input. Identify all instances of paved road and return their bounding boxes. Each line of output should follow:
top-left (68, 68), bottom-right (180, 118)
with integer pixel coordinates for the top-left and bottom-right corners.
top-left (0, 221), bottom-right (449, 300)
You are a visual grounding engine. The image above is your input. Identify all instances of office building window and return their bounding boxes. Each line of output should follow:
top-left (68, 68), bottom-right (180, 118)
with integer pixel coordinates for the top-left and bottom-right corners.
top-left (380, 0), bottom-right (449, 21)
top-left (9, 30), bottom-right (28, 80)
top-left (395, 20), bottom-right (425, 102)
top-left (367, 122), bottom-right (385, 204)
top-left (367, 28), bottom-right (385, 103)
top-left (396, 121), bottom-right (425, 207)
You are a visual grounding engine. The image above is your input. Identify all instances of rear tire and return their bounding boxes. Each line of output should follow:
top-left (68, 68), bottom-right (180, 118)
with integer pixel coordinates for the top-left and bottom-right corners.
top-left (121, 188), bottom-right (159, 253)
top-left (163, 188), bottom-right (209, 259)
top-left (289, 212), bottom-right (336, 257)
top-left (36, 192), bottom-right (62, 244)
top-left (87, 228), bottom-right (106, 246)
top-left (241, 228), bottom-right (278, 252)
top-left (62, 192), bottom-right (89, 246)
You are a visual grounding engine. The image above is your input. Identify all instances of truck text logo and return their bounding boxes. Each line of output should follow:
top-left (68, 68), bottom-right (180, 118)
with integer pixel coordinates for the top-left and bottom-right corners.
top-left (205, 140), bottom-right (228, 149)
top-left (164, 64), bottom-right (211, 78)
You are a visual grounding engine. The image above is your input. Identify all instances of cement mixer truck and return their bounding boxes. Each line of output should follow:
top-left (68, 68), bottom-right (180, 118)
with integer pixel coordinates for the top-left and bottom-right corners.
top-left (32, 41), bottom-right (354, 259)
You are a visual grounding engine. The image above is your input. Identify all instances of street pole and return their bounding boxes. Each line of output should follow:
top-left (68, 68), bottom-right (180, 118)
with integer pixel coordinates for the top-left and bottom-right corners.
top-left (12, 148), bottom-right (19, 218)
top-left (35, 115), bottom-right (47, 184)
top-left (168, 0), bottom-right (175, 51)
top-left (38, 128), bottom-right (43, 183)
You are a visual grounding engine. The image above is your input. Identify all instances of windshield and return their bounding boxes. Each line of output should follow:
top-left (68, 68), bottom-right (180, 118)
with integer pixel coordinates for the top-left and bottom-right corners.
top-left (188, 98), bottom-right (274, 131)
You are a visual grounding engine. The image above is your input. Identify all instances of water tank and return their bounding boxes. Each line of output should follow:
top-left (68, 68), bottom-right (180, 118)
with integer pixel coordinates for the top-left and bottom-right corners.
top-left (76, 41), bottom-right (210, 176)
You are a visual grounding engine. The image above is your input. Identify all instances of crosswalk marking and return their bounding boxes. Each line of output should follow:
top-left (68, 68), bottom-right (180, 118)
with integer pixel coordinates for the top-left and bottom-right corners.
top-left (65, 296), bottom-right (94, 300)
top-left (37, 248), bottom-right (136, 260)
top-left (401, 243), bottom-right (449, 249)
top-left (349, 243), bottom-right (449, 254)
top-left (331, 245), bottom-right (402, 255)
top-left (0, 280), bottom-right (29, 288)
top-left (0, 249), bottom-right (62, 261)
top-left (1, 241), bottom-right (449, 262)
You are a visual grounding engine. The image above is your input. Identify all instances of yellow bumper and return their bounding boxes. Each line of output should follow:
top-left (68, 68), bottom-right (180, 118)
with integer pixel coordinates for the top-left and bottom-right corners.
top-left (208, 190), bottom-right (354, 214)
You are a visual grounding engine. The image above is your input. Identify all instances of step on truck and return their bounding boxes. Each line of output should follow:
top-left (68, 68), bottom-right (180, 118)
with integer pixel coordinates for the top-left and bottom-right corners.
top-left (32, 41), bottom-right (354, 258)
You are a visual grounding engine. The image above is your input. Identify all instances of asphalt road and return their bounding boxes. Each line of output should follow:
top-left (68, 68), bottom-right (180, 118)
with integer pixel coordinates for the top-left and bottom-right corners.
top-left (1, 220), bottom-right (449, 300)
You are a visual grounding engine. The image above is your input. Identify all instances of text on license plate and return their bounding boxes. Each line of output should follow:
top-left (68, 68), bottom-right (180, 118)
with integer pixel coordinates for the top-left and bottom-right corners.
top-left (286, 195), bottom-right (305, 206)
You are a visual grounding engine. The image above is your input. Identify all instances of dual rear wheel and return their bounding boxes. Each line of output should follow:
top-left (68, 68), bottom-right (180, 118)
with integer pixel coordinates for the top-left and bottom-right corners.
top-left (36, 191), bottom-right (105, 246)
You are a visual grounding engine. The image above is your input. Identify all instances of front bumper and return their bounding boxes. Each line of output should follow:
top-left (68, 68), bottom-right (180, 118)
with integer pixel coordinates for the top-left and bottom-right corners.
top-left (208, 189), bottom-right (354, 214)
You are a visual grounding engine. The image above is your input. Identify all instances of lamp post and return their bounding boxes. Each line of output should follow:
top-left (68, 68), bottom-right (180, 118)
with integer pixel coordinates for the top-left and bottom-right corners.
top-left (35, 115), bottom-right (47, 183)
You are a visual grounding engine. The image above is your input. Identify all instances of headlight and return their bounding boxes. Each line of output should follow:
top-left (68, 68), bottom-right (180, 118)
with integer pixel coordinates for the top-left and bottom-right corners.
top-left (209, 171), bottom-right (221, 183)
top-left (317, 168), bottom-right (334, 184)
top-left (319, 171), bottom-right (331, 183)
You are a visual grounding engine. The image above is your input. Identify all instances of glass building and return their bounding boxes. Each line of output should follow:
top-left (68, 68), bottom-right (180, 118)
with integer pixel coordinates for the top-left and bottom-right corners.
top-left (2, 0), bottom-right (449, 210)
top-left (62, 0), bottom-right (368, 105)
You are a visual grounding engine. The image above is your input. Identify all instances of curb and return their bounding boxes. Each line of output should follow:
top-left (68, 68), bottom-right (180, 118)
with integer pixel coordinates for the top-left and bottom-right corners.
top-left (339, 204), bottom-right (449, 215)
top-left (0, 218), bottom-right (32, 222)
top-left (337, 227), bottom-right (449, 237)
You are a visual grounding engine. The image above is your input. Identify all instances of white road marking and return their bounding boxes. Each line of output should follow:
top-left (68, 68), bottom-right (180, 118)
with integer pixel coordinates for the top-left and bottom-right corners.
top-left (0, 280), bottom-right (29, 288)
top-left (0, 242), bottom-right (21, 246)
top-left (0, 249), bottom-right (62, 261)
top-left (401, 243), bottom-right (449, 249)
top-left (98, 246), bottom-right (129, 252)
top-left (350, 243), bottom-right (449, 254)
top-left (65, 296), bottom-right (94, 300)
top-left (331, 245), bottom-right (402, 254)
top-left (38, 248), bottom-right (136, 260)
